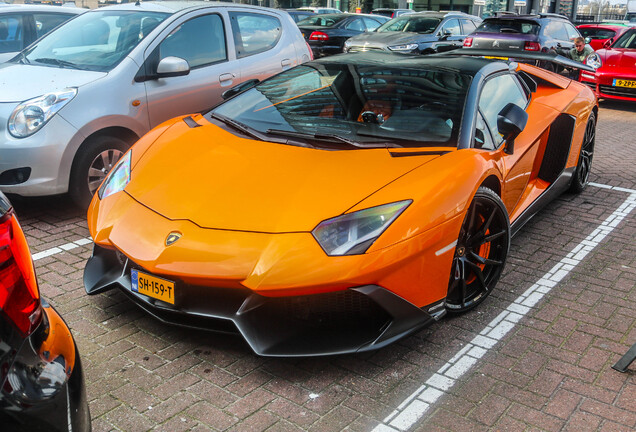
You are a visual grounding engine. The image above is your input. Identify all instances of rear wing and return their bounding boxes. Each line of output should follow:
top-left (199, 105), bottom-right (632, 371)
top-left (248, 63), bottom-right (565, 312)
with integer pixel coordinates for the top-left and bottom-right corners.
top-left (448, 49), bottom-right (597, 73)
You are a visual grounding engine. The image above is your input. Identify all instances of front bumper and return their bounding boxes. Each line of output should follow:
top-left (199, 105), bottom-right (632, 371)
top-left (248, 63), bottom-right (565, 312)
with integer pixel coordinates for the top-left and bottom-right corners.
top-left (0, 102), bottom-right (81, 196)
top-left (0, 301), bottom-right (91, 431)
top-left (85, 244), bottom-right (443, 357)
top-left (579, 71), bottom-right (636, 101)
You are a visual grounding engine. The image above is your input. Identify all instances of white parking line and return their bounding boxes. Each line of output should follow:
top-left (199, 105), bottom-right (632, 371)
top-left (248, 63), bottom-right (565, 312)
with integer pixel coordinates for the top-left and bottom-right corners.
top-left (374, 184), bottom-right (636, 431)
top-left (32, 237), bottom-right (92, 261)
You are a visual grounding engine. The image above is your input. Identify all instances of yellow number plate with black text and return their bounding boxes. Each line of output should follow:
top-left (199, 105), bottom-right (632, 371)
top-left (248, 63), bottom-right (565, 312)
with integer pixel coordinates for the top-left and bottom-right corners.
top-left (131, 269), bottom-right (175, 304)
top-left (613, 79), bottom-right (636, 88)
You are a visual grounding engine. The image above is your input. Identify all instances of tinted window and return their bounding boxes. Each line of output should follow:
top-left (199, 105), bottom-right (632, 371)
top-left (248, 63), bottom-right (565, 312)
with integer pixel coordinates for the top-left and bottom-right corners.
top-left (564, 23), bottom-right (580, 40)
top-left (478, 74), bottom-right (527, 147)
top-left (231, 12), bottom-right (281, 58)
top-left (345, 18), bottom-right (365, 31)
top-left (34, 13), bottom-right (75, 38)
top-left (377, 16), bottom-right (441, 33)
top-left (0, 14), bottom-right (23, 53)
top-left (477, 19), bottom-right (539, 35)
top-left (544, 21), bottom-right (569, 40)
top-left (475, 111), bottom-right (495, 150)
top-left (441, 19), bottom-right (461, 36)
top-left (613, 29), bottom-right (636, 49)
top-left (460, 19), bottom-right (477, 34)
top-left (161, 14), bottom-right (226, 68)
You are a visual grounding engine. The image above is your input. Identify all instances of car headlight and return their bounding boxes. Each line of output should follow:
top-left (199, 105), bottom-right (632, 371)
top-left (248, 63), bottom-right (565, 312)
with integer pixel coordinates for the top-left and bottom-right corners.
top-left (98, 150), bottom-right (131, 200)
top-left (387, 43), bottom-right (418, 52)
top-left (8, 88), bottom-right (77, 138)
top-left (312, 200), bottom-right (411, 256)
top-left (585, 53), bottom-right (602, 70)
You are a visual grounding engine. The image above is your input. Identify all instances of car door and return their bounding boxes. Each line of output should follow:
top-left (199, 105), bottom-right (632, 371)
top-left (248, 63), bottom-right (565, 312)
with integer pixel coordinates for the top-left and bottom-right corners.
top-left (228, 9), bottom-right (298, 81)
top-left (142, 11), bottom-right (239, 128)
top-left (475, 73), bottom-right (536, 214)
top-left (436, 18), bottom-right (463, 52)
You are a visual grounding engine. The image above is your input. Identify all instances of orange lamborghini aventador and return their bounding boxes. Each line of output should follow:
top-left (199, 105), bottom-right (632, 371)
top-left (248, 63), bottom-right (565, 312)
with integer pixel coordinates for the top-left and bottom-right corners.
top-left (83, 51), bottom-right (598, 356)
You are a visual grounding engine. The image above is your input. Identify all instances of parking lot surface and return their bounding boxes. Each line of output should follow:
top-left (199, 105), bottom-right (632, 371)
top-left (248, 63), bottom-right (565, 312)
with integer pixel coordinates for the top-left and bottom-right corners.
top-left (12, 101), bottom-right (636, 431)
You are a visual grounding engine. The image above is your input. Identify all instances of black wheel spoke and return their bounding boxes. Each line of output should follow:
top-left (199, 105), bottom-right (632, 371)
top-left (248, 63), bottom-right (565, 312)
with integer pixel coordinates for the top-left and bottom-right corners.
top-left (469, 250), bottom-right (502, 267)
top-left (466, 260), bottom-right (487, 293)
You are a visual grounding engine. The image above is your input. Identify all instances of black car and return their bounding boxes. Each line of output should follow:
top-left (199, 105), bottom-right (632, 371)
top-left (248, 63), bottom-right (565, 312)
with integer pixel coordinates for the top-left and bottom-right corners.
top-left (0, 192), bottom-right (90, 431)
top-left (297, 13), bottom-right (389, 58)
top-left (463, 13), bottom-right (581, 66)
top-left (343, 11), bottom-right (481, 55)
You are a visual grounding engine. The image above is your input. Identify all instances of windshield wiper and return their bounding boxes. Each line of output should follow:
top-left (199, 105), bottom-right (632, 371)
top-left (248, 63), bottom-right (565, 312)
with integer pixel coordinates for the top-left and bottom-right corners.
top-left (210, 113), bottom-right (263, 140)
top-left (33, 57), bottom-right (81, 69)
top-left (265, 129), bottom-right (376, 149)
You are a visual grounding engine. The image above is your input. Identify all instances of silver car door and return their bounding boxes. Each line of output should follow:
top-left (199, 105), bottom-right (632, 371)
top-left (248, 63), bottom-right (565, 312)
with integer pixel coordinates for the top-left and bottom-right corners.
top-left (142, 11), bottom-right (240, 128)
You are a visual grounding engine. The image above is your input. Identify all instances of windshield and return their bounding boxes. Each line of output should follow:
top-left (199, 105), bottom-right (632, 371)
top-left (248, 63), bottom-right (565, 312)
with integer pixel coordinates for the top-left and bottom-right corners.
top-left (476, 19), bottom-right (540, 35)
top-left (210, 63), bottom-right (471, 148)
top-left (297, 14), bottom-right (347, 27)
top-left (376, 16), bottom-right (441, 33)
top-left (16, 10), bottom-right (169, 72)
top-left (613, 29), bottom-right (636, 49)
top-left (578, 28), bottom-right (617, 40)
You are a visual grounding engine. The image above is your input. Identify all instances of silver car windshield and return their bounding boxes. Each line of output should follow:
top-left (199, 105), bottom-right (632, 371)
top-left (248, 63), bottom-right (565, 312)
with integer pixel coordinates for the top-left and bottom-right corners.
top-left (17, 10), bottom-right (169, 72)
top-left (376, 16), bottom-right (441, 34)
top-left (211, 63), bottom-right (471, 148)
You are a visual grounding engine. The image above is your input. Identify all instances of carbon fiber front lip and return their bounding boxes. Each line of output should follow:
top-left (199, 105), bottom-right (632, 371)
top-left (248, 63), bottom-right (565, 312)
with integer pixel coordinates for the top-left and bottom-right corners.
top-left (84, 244), bottom-right (440, 357)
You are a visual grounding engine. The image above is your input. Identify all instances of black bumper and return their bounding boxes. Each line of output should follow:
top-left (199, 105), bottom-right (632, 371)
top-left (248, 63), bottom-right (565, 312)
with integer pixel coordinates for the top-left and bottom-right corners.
top-left (0, 302), bottom-right (91, 432)
top-left (84, 244), bottom-right (442, 357)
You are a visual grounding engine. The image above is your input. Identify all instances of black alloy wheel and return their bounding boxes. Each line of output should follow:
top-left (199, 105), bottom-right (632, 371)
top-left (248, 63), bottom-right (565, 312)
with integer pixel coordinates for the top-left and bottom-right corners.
top-left (445, 187), bottom-right (510, 313)
top-left (569, 112), bottom-right (596, 193)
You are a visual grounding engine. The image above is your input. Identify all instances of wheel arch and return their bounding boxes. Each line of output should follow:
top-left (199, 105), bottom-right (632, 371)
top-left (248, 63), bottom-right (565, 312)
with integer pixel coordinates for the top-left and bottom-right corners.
top-left (478, 174), bottom-right (501, 197)
top-left (71, 127), bottom-right (139, 173)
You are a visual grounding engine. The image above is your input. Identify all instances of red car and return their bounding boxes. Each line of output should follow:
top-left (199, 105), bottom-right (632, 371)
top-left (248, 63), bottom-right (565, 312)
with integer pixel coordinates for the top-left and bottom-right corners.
top-left (579, 27), bottom-right (636, 102)
top-left (577, 23), bottom-right (631, 50)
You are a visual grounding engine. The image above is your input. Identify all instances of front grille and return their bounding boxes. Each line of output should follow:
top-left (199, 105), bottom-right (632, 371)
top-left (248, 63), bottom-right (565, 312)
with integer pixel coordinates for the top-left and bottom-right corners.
top-left (599, 84), bottom-right (636, 98)
top-left (582, 81), bottom-right (596, 91)
top-left (348, 46), bottom-right (384, 53)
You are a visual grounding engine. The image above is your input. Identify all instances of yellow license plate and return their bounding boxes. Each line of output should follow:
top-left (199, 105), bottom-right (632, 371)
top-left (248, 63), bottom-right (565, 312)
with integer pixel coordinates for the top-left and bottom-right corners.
top-left (613, 79), bottom-right (636, 88)
top-left (484, 55), bottom-right (509, 60)
top-left (131, 269), bottom-right (175, 304)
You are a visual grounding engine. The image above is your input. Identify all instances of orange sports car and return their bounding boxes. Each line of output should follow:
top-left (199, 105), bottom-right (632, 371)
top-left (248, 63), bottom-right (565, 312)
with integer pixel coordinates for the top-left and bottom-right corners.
top-left (84, 52), bottom-right (597, 356)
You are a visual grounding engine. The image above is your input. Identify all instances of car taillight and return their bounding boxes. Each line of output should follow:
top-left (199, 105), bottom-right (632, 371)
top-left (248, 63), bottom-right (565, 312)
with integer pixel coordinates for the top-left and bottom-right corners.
top-left (463, 37), bottom-right (473, 48)
top-left (0, 211), bottom-right (41, 336)
top-left (524, 41), bottom-right (541, 51)
top-left (309, 31), bottom-right (329, 41)
top-left (306, 41), bottom-right (314, 60)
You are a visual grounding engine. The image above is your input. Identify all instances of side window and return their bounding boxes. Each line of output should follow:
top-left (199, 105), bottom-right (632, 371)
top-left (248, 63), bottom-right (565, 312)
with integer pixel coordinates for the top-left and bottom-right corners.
top-left (478, 74), bottom-right (528, 147)
top-left (363, 17), bottom-right (382, 31)
top-left (345, 18), bottom-right (365, 32)
top-left (230, 12), bottom-right (281, 58)
top-left (460, 19), bottom-right (477, 35)
top-left (160, 14), bottom-right (226, 68)
top-left (33, 13), bottom-right (73, 38)
top-left (441, 19), bottom-right (461, 36)
top-left (544, 21), bottom-right (568, 41)
top-left (564, 23), bottom-right (580, 41)
top-left (0, 14), bottom-right (23, 53)
top-left (475, 111), bottom-right (495, 150)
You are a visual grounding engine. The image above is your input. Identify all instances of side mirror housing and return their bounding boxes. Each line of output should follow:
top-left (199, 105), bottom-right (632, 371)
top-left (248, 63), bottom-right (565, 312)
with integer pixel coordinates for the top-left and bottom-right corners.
top-left (222, 79), bottom-right (260, 100)
top-left (156, 56), bottom-right (190, 79)
top-left (497, 103), bottom-right (528, 155)
top-left (584, 36), bottom-right (592, 44)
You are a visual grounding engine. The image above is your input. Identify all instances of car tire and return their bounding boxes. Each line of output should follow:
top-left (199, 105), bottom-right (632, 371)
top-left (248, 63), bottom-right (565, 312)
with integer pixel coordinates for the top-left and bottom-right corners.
top-left (69, 135), bottom-right (129, 208)
top-left (569, 112), bottom-right (596, 194)
top-left (445, 187), bottom-right (510, 313)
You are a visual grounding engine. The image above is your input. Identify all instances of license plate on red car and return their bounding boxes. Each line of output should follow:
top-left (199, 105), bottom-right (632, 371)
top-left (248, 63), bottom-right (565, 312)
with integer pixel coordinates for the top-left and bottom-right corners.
top-left (131, 269), bottom-right (175, 304)
top-left (613, 79), bottom-right (636, 88)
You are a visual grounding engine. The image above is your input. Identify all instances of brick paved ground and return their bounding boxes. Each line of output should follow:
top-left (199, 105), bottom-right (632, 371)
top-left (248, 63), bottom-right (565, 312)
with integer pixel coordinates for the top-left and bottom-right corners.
top-left (10, 100), bottom-right (636, 431)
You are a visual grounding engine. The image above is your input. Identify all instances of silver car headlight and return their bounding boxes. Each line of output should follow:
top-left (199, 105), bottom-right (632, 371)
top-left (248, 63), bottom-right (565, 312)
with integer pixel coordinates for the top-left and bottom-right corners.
top-left (8, 88), bottom-right (77, 138)
top-left (98, 150), bottom-right (131, 200)
top-left (312, 200), bottom-right (411, 256)
top-left (585, 53), bottom-right (602, 70)
top-left (387, 43), bottom-right (418, 52)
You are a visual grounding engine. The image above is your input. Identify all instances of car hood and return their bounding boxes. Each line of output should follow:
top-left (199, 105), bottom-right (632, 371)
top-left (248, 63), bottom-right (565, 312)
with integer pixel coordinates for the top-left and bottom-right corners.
top-left (0, 63), bottom-right (106, 103)
top-left (347, 31), bottom-right (432, 47)
top-left (597, 48), bottom-right (636, 70)
top-left (125, 119), bottom-right (437, 233)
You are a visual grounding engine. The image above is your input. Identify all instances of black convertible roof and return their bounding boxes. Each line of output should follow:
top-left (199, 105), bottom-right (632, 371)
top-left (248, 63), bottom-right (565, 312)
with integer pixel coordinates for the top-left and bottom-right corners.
top-left (314, 52), bottom-right (507, 77)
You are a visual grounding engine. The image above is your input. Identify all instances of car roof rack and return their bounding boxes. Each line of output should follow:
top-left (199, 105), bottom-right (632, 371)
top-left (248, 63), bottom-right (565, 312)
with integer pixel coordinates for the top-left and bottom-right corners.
top-left (492, 11), bottom-right (519, 17)
top-left (538, 12), bottom-right (569, 19)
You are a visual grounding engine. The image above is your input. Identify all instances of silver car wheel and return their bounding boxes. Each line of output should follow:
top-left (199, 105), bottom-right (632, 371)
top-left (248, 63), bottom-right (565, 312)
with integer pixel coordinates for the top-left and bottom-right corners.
top-left (87, 149), bottom-right (124, 194)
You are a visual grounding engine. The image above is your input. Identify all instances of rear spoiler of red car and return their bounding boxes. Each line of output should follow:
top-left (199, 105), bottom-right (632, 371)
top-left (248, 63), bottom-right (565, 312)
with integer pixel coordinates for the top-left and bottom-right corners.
top-left (448, 49), bottom-right (597, 73)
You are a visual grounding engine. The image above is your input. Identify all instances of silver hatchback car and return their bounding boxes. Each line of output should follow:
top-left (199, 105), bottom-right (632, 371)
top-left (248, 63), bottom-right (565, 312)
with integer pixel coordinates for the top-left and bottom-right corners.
top-left (0, 1), bottom-right (311, 206)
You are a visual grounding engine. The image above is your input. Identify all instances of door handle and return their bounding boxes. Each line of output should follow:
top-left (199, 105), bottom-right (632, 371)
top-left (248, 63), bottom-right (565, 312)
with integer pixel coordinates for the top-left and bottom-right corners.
top-left (281, 59), bottom-right (292, 70)
top-left (219, 73), bottom-right (234, 82)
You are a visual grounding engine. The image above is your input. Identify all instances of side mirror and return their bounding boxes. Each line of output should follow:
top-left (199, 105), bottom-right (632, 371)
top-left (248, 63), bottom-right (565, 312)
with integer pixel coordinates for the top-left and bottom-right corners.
top-left (584, 36), bottom-right (592, 44)
top-left (156, 56), bottom-right (190, 79)
top-left (497, 103), bottom-right (528, 155)
top-left (603, 37), bottom-right (613, 48)
top-left (440, 29), bottom-right (452, 39)
top-left (222, 79), bottom-right (259, 100)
